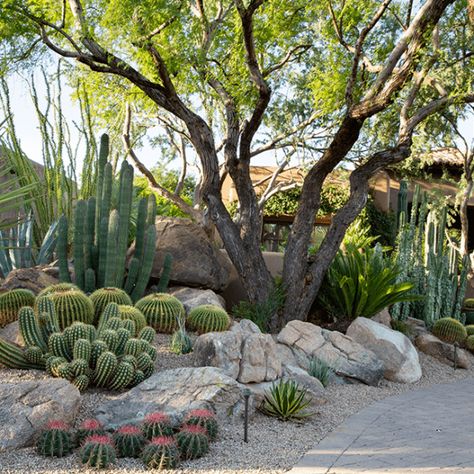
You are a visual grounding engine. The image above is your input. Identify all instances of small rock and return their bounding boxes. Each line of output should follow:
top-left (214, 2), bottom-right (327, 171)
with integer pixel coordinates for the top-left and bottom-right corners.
top-left (0, 321), bottom-right (23, 346)
top-left (0, 378), bottom-right (81, 451)
top-left (169, 286), bottom-right (226, 313)
top-left (372, 308), bottom-right (391, 327)
top-left (415, 333), bottom-right (471, 369)
top-left (347, 317), bottom-right (422, 383)
top-left (94, 367), bottom-right (246, 428)
top-left (0, 266), bottom-right (58, 294)
top-left (406, 317), bottom-right (428, 338)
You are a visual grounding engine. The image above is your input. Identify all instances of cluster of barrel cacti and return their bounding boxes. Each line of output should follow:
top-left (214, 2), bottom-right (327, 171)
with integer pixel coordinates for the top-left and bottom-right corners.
top-left (36, 409), bottom-right (217, 469)
top-left (392, 183), bottom-right (469, 327)
top-left (0, 298), bottom-right (157, 391)
top-left (57, 133), bottom-right (171, 302)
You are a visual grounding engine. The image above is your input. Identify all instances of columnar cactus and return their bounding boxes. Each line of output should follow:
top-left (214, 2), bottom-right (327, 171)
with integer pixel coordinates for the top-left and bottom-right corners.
top-left (76, 419), bottom-right (106, 446)
top-left (183, 409), bottom-right (218, 441)
top-left (142, 413), bottom-right (174, 440)
top-left (432, 317), bottom-right (467, 344)
top-left (118, 305), bottom-right (147, 334)
top-left (113, 425), bottom-right (146, 458)
top-left (36, 421), bottom-right (74, 457)
top-left (90, 288), bottom-right (132, 323)
top-left (0, 298), bottom-right (157, 391)
top-left (176, 424), bottom-right (209, 459)
top-left (80, 435), bottom-right (117, 469)
top-left (187, 305), bottom-right (231, 334)
top-left (141, 436), bottom-right (180, 470)
top-left (0, 289), bottom-right (35, 327)
top-left (57, 134), bottom-right (159, 300)
top-left (36, 286), bottom-right (94, 330)
top-left (135, 293), bottom-right (184, 333)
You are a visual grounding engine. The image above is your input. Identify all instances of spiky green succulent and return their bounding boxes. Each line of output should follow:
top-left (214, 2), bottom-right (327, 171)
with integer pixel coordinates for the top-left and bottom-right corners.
top-left (80, 435), bottom-right (117, 469)
top-left (142, 412), bottom-right (174, 440)
top-left (135, 293), bottom-right (184, 333)
top-left (141, 436), bottom-right (180, 470)
top-left (76, 419), bottom-right (106, 446)
top-left (36, 420), bottom-right (74, 458)
top-left (0, 300), bottom-right (157, 391)
top-left (118, 305), bottom-right (147, 335)
top-left (170, 329), bottom-right (193, 354)
top-left (187, 305), bottom-right (231, 334)
top-left (183, 409), bottom-right (218, 441)
top-left (432, 317), bottom-right (467, 345)
top-left (36, 285), bottom-right (94, 330)
top-left (0, 289), bottom-right (35, 327)
top-left (113, 425), bottom-right (146, 458)
top-left (90, 288), bottom-right (133, 323)
top-left (176, 424), bottom-right (209, 459)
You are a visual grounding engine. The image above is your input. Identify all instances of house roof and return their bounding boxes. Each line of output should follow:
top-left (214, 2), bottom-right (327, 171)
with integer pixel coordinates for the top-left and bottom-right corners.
top-left (418, 147), bottom-right (464, 168)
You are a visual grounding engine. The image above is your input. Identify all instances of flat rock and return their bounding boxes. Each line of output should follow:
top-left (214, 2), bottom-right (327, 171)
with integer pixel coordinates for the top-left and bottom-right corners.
top-left (0, 378), bottom-right (81, 451)
top-left (131, 217), bottom-right (231, 291)
top-left (169, 286), bottom-right (226, 313)
top-left (415, 333), bottom-right (471, 369)
top-left (94, 367), bottom-right (246, 428)
top-left (0, 266), bottom-right (58, 294)
top-left (347, 317), bottom-right (422, 383)
top-left (277, 320), bottom-right (384, 386)
top-left (193, 320), bottom-right (282, 384)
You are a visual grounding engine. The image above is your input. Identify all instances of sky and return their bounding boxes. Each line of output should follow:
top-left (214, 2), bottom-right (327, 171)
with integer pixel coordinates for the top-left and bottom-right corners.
top-left (3, 71), bottom-right (474, 177)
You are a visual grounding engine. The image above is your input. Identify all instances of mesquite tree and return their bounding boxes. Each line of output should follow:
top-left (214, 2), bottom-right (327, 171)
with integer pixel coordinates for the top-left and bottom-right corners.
top-left (1, 0), bottom-right (473, 328)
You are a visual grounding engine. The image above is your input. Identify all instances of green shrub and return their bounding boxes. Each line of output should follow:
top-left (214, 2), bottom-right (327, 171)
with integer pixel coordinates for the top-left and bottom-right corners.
top-left (318, 244), bottom-right (416, 320)
top-left (260, 379), bottom-right (313, 421)
top-left (308, 357), bottom-right (333, 387)
top-left (390, 319), bottom-right (413, 337)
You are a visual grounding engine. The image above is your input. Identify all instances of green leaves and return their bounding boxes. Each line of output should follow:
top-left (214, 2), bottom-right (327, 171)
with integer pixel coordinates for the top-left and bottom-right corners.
top-left (260, 379), bottom-right (313, 421)
top-left (319, 243), bottom-right (418, 320)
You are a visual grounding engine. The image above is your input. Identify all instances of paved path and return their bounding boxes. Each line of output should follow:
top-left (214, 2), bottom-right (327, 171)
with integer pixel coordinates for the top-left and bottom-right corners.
top-left (288, 378), bottom-right (474, 474)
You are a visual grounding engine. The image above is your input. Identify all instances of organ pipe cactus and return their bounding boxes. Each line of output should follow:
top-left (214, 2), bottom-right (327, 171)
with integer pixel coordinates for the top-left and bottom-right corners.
top-left (187, 305), bottom-right (231, 334)
top-left (135, 293), bottom-right (184, 333)
top-left (57, 133), bottom-right (159, 300)
top-left (392, 184), bottom-right (470, 327)
top-left (0, 288), bottom-right (35, 327)
top-left (0, 297), bottom-right (157, 391)
top-left (36, 421), bottom-right (74, 458)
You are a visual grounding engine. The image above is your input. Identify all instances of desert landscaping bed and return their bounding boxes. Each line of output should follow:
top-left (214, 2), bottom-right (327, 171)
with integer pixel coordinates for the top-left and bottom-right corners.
top-left (1, 333), bottom-right (472, 474)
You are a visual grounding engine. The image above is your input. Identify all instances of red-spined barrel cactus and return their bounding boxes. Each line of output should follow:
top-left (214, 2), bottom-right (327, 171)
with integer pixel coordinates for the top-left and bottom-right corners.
top-left (80, 434), bottom-right (116, 469)
top-left (36, 420), bottom-right (74, 457)
top-left (113, 425), bottom-right (146, 458)
top-left (142, 412), bottom-right (174, 440)
top-left (141, 436), bottom-right (180, 470)
top-left (183, 409), bottom-right (218, 441)
top-left (176, 424), bottom-right (209, 459)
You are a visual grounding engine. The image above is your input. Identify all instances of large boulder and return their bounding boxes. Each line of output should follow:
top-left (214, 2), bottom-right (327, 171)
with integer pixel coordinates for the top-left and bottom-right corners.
top-left (277, 320), bottom-right (384, 386)
top-left (169, 286), bottom-right (226, 313)
top-left (346, 317), bottom-right (422, 383)
top-left (132, 217), bottom-right (231, 291)
top-left (193, 320), bottom-right (282, 384)
top-left (415, 333), bottom-right (471, 369)
top-left (0, 378), bottom-right (81, 451)
top-left (94, 367), bottom-right (246, 428)
top-left (0, 266), bottom-right (58, 294)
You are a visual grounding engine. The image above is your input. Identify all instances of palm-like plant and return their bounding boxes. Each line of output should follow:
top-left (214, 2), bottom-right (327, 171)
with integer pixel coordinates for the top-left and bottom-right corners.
top-left (260, 379), bottom-right (313, 421)
top-left (319, 243), bottom-right (417, 320)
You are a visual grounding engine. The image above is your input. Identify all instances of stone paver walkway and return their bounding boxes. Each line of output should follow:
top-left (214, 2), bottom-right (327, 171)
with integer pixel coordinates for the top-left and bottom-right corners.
top-left (288, 378), bottom-right (474, 474)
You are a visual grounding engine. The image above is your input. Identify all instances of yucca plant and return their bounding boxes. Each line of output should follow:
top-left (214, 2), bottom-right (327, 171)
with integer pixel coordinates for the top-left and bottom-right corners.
top-left (318, 243), bottom-right (417, 320)
top-left (260, 379), bottom-right (313, 421)
top-left (308, 357), bottom-right (333, 388)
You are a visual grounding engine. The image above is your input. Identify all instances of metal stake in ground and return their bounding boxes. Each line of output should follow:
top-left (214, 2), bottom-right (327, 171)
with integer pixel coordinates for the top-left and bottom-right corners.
top-left (454, 342), bottom-right (459, 370)
top-left (243, 388), bottom-right (251, 443)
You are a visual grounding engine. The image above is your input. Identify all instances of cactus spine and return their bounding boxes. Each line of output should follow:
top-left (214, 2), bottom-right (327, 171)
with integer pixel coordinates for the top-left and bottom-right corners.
top-left (0, 289), bottom-right (35, 327)
top-left (80, 435), bottom-right (117, 469)
top-left (36, 421), bottom-right (74, 458)
top-left (141, 436), bottom-right (180, 470)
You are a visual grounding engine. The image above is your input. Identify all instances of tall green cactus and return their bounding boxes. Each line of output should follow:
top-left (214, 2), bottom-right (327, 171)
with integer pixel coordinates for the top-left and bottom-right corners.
top-left (57, 133), bottom-right (161, 299)
top-left (392, 185), bottom-right (470, 327)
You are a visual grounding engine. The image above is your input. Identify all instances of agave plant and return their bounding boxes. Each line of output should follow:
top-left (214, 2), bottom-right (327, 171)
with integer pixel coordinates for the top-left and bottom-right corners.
top-left (260, 379), bottom-right (313, 421)
top-left (308, 357), bottom-right (333, 388)
top-left (318, 243), bottom-right (417, 320)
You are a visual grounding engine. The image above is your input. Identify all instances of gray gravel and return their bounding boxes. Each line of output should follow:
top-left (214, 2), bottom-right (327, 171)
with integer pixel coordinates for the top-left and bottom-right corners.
top-left (0, 335), bottom-right (473, 474)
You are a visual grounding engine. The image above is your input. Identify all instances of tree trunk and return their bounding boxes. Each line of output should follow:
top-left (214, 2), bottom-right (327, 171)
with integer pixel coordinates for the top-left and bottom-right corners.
top-left (460, 178), bottom-right (473, 257)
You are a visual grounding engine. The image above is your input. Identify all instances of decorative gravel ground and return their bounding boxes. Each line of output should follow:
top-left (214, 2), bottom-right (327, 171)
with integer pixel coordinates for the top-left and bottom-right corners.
top-left (0, 335), bottom-right (473, 474)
